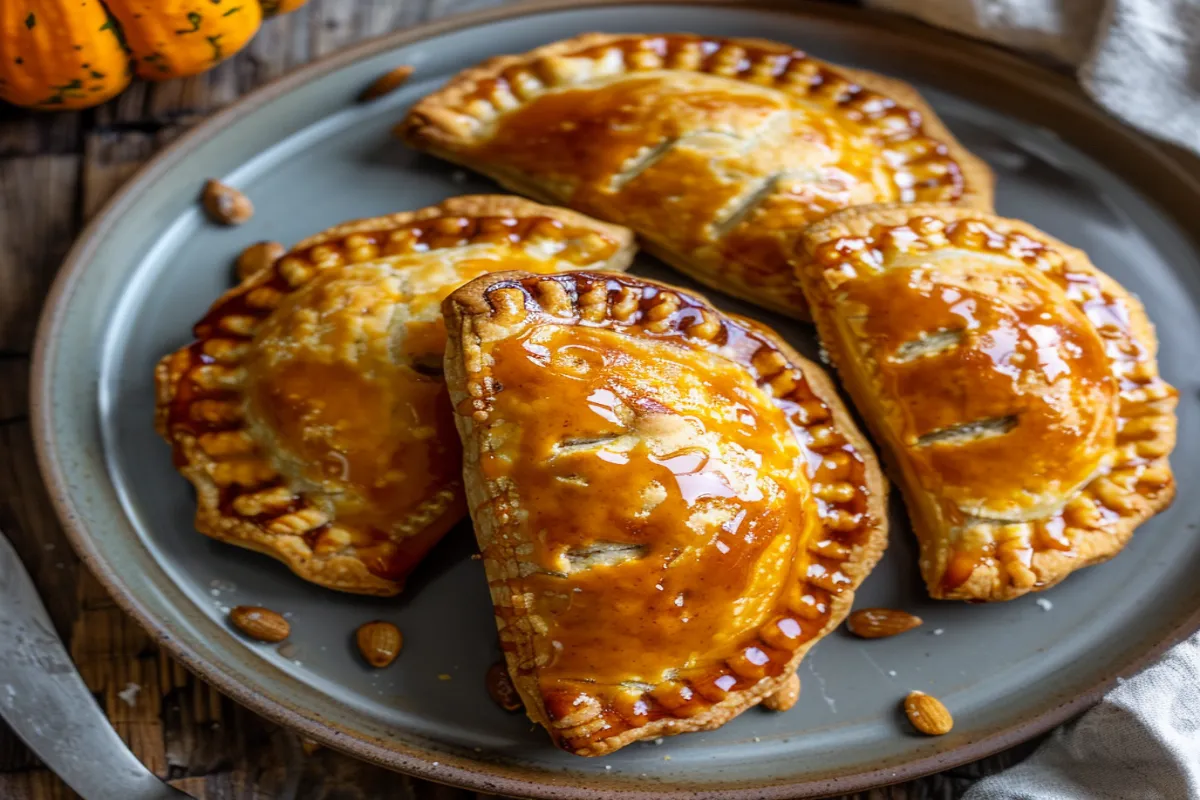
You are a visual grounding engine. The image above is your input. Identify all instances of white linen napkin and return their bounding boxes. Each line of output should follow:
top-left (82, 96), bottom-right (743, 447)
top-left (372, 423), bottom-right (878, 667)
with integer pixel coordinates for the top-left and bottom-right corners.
top-left (864, 2), bottom-right (1200, 795)
top-left (867, 0), bottom-right (1200, 154)
top-left (964, 632), bottom-right (1200, 799)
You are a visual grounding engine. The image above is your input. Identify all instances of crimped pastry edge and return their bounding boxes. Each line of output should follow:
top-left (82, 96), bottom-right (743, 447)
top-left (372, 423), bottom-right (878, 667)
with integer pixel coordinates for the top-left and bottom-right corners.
top-left (798, 202), bottom-right (1177, 601)
top-left (442, 269), bottom-right (888, 754)
top-left (398, 32), bottom-right (995, 319)
top-left (154, 195), bottom-right (637, 596)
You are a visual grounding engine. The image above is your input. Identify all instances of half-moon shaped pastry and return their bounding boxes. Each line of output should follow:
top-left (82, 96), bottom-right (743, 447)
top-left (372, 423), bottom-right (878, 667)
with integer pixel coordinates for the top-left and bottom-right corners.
top-left (796, 204), bottom-right (1177, 601)
top-left (399, 33), bottom-right (993, 318)
top-left (155, 196), bottom-right (635, 595)
top-left (443, 270), bottom-right (887, 754)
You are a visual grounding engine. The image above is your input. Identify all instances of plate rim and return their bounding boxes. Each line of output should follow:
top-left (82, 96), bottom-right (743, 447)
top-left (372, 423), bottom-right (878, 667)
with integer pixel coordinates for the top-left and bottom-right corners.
top-left (30, 1), bottom-right (1200, 797)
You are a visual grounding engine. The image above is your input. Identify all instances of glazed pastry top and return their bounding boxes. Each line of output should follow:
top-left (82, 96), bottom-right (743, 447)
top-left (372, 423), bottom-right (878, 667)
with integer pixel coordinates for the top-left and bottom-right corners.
top-left (797, 205), bottom-right (1176, 599)
top-left (155, 196), bottom-right (635, 595)
top-left (445, 270), bottom-right (887, 752)
top-left (400, 33), bottom-right (993, 316)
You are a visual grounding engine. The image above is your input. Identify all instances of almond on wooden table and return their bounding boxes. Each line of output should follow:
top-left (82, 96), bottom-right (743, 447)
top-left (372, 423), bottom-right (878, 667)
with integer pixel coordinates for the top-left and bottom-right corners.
top-left (229, 606), bottom-right (289, 643)
top-left (356, 621), bottom-right (403, 668)
top-left (846, 608), bottom-right (923, 639)
top-left (904, 691), bottom-right (953, 736)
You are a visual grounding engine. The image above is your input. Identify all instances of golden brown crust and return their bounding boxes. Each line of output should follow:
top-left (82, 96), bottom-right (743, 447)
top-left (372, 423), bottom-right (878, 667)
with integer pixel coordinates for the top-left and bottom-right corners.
top-left (443, 270), bottom-right (887, 754)
top-left (797, 203), bottom-right (1177, 601)
top-left (399, 32), bottom-right (993, 318)
top-left (155, 196), bottom-right (636, 596)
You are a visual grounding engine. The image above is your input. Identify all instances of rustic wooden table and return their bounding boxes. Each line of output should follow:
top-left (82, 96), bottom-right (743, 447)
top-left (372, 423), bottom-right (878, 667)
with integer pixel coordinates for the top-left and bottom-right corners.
top-left (0, 1), bottom-right (1039, 797)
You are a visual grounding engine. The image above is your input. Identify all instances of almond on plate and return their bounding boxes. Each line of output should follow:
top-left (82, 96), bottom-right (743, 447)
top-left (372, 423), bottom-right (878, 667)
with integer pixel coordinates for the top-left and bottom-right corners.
top-left (904, 691), bottom-right (953, 736)
top-left (846, 608), bottom-right (923, 639)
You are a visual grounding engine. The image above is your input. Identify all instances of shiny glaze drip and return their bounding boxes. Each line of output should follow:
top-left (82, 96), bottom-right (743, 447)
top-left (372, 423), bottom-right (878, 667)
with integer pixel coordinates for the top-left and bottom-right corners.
top-left (161, 214), bottom-right (624, 584)
top-left (465, 272), bottom-right (877, 751)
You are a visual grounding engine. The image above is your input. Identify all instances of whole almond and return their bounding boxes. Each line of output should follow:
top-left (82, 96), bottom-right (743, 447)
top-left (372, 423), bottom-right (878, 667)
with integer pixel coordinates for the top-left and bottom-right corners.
top-left (846, 608), bottom-right (923, 639)
top-left (356, 621), bottom-right (403, 668)
top-left (202, 179), bottom-right (254, 225)
top-left (235, 240), bottom-right (285, 282)
top-left (486, 660), bottom-right (522, 712)
top-left (230, 606), bottom-right (289, 643)
top-left (904, 691), bottom-right (953, 736)
top-left (761, 672), bottom-right (801, 712)
top-left (359, 65), bottom-right (414, 102)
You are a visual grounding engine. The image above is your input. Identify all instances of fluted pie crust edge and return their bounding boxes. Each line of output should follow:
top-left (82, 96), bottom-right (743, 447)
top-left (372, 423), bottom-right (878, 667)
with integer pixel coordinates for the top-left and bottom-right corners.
top-left (797, 203), bottom-right (1177, 601)
top-left (154, 196), bottom-right (636, 596)
top-left (443, 270), bottom-right (888, 754)
top-left (399, 32), bottom-right (994, 319)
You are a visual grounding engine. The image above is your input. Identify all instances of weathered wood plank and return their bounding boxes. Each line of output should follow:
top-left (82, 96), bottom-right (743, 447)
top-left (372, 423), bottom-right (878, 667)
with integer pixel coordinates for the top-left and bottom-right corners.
top-left (0, 155), bottom-right (81, 353)
top-left (0, 356), bottom-right (29, 423)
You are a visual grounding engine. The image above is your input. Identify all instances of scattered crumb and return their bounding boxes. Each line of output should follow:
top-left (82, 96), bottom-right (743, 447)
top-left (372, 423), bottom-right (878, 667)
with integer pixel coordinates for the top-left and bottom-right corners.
top-left (438, 674), bottom-right (452, 681)
top-left (932, 628), bottom-right (944, 636)
top-left (277, 642), bottom-right (298, 659)
top-left (887, 670), bottom-right (897, 677)
top-left (1035, 598), bottom-right (1054, 611)
top-left (117, 683), bottom-right (141, 707)
top-left (282, 611), bottom-right (294, 619)
top-left (653, 738), bottom-right (663, 745)
top-left (210, 589), bottom-right (220, 597)
top-left (432, 761), bottom-right (439, 767)
top-left (605, 765), bottom-right (612, 770)
top-left (753, 736), bottom-right (761, 743)
top-left (663, 756), bottom-right (671, 761)
top-left (470, 553), bottom-right (482, 560)
top-left (818, 346), bottom-right (832, 365)
top-left (450, 170), bottom-right (468, 184)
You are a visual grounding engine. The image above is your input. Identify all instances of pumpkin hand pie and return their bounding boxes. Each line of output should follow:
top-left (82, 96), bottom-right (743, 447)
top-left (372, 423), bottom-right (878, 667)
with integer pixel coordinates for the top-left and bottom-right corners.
top-left (154, 196), bottom-right (634, 596)
top-left (796, 204), bottom-right (1177, 601)
top-left (442, 271), bottom-right (887, 754)
top-left (398, 32), bottom-right (993, 318)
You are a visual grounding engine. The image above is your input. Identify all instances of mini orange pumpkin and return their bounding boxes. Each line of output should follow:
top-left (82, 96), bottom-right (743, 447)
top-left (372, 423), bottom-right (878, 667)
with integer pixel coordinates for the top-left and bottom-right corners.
top-left (0, 0), bottom-right (307, 110)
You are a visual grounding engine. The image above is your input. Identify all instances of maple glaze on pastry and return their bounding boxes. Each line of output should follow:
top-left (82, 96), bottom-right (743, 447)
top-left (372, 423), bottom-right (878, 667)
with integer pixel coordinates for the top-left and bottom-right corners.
top-left (154, 196), bottom-right (635, 595)
top-left (443, 271), bottom-right (887, 754)
top-left (399, 33), bottom-right (993, 318)
top-left (796, 204), bottom-right (1177, 601)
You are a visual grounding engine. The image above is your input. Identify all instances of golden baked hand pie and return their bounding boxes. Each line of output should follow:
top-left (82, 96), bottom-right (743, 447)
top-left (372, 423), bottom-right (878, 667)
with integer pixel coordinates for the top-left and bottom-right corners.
top-left (399, 32), bottom-right (993, 318)
top-left (155, 196), bottom-right (635, 596)
top-left (796, 204), bottom-right (1177, 601)
top-left (442, 270), bottom-right (887, 754)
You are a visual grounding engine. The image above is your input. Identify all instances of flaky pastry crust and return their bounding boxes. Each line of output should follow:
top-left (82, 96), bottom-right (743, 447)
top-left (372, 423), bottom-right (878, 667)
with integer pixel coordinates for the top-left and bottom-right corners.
top-left (797, 204), bottom-right (1177, 601)
top-left (399, 32), bottom-right (993, 318)
top-left (443, 270), bottom-right (887, 754)
top-left (155, 196), bottom-right (635, 595)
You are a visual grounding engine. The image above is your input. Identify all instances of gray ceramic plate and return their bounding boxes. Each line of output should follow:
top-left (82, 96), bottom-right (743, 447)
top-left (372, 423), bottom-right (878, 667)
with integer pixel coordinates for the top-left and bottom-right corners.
top-left (32, 2), bottom-right (1200, 798)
